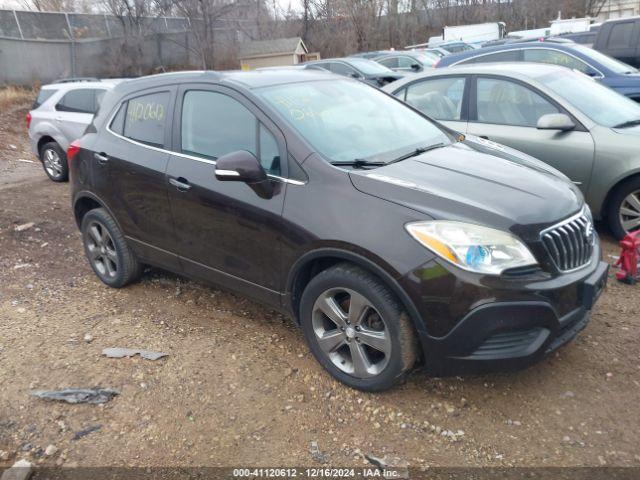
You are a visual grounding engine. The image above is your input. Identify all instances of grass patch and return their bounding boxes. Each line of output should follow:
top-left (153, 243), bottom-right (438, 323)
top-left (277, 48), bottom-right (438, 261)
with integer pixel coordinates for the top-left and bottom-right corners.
top-left (0, 85), bottom-right (35, 110)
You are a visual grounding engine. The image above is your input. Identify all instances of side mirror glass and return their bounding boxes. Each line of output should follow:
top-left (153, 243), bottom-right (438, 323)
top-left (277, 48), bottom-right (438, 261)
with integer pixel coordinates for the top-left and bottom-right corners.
top-left (537, 113), bottom-right (575, 132)
top-left (215, 150), bottom-right (273, 198)
top-left (350, 72), bottom-right (361, 79)
top-left (411, 63), bottom-right (421, 71)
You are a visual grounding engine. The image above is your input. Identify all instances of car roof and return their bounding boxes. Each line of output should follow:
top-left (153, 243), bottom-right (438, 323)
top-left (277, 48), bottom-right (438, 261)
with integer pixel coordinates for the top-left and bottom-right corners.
top-left (110, 69), bottom-right (339, 95)
top-left (441, 41), bottom-right (580, 64)
top-left (383, 62), bottom-right (575, 90)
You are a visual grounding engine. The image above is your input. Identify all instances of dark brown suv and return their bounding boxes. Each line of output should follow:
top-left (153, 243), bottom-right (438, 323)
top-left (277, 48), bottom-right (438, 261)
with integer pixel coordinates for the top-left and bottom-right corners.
top-left (69, 70), bottom-right (608, 390)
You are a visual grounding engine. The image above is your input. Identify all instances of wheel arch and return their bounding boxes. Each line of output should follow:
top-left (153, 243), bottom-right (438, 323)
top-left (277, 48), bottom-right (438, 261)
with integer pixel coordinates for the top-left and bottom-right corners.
top-left (286, 248), bottom-right (427, 335)
top-left (73, 191), bottom-right (121, 232)
top-left (601, 169), bottom-right (640, 220)
top-left (37, 135), bottom-right (58, 155)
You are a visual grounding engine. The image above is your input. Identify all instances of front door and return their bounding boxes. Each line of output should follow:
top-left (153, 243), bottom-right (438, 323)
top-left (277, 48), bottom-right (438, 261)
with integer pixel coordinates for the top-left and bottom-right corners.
top-left (165, 84), bottom-right (287, 303)
top-left (466, 76), bottom-right (595, 190)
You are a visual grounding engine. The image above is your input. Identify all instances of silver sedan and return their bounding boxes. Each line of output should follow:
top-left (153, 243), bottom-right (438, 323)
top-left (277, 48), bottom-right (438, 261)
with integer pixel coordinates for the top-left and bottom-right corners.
top-left (383, 63), bottom-right (640, 238)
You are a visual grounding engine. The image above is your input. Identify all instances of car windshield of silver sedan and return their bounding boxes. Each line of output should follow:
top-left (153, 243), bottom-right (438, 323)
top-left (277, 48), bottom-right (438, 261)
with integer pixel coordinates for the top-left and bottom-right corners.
top-left (538, 71), bottom-right (640, 128)
top-left (347, 58), bottom-right (396, 75)
top-left (257, 79), bottom-right (451, 165)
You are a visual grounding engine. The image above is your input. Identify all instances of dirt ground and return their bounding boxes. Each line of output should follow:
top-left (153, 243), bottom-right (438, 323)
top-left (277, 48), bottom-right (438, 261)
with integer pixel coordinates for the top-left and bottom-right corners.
top-left (1, 95), bottom-right (639, 471)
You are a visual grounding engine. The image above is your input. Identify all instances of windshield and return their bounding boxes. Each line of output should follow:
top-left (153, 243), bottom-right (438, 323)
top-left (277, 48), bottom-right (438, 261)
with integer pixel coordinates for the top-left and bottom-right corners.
top-left (571, 44), bottom-right (638, 74)
top-left (347, 58), bottom-right (395, 75)
top-left (537, 70), bottom-right (640, 127)
top-left (257, 79), bottom-right (450, 163)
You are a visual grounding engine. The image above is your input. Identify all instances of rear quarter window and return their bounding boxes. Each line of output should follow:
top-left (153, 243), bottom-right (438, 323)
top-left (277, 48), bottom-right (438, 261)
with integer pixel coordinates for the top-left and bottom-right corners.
top-left (32, 89), bottom-right (57, 109)
top-left (122, 91), bottom-right (170, 148)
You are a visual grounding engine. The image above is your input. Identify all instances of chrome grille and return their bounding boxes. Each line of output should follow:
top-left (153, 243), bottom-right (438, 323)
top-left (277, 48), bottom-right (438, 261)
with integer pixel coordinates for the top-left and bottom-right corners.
top-left (541, 210), bottom-right (594, 272)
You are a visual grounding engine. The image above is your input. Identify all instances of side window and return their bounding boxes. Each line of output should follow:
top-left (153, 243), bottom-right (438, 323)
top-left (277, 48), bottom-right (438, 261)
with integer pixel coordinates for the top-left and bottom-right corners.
top-left (523, 49), bottom-right (590, 73)
top-left (378, 57), bottom-right (398, 69)
top-left (476, 78), bottom-right (559, 127)
top-left (109, 102), bottom-right (127, 135)
top-left (397, 56), bottom-right (417, 69)
top-left (331, 63), bottom-right (357, 77)
top-left (461, 50), bottom-right (519, 65)
top-left (123, 91), bottom-right (170, 148)
top-left (608, 22), bottom-right (635, 48)
top-left (181, 90), bottom-right (281, 175)
top-left (55, 89), bottom-right (97, 114)
top-left (33, 88), bottom-right (57, 109)
top-left (393, 88), bottom-right (406, 101)
top-left (405, 77), bottom-right (465, 121)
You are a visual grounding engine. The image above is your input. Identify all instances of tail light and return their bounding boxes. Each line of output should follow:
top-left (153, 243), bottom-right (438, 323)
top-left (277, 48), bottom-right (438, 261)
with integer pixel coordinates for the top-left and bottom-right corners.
top-left (26, 112), bottom-right (32, 129)
top-left (67, 140), bottom-right (81, 166)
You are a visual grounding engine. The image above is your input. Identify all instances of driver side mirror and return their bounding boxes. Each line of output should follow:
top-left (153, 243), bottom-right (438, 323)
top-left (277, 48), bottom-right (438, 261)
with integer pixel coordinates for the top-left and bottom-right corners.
top-left (537, 113), bottom-right (576, 132)
top-left (350, 72), bottom-right (362, 79)
top-left (410, 63), bottom-right (421, 71)
top-left (215, 150), bottom-right (273, 198)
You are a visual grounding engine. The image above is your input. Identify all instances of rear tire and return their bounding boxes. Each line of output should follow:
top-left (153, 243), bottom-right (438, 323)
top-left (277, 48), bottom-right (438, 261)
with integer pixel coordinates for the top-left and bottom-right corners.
top-left (607, 177), bottom-right (640, 239)
top-left (299, 263), bottom-right (419, 391)
top-left (81, 208), bottom-right (142, 288)
top-left (39, 141), bottom-right (68, 182)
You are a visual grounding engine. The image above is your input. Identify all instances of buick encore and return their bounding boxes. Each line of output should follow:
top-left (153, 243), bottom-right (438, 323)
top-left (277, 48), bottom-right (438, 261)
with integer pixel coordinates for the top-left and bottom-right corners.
top-left (70, 70), bottom-right (608, 391)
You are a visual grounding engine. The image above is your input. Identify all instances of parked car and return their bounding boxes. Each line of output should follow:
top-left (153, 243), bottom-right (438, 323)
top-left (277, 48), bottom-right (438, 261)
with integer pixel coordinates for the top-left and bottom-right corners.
top-left (482, 36), bottom-right (574, 48)
top-left (593, 17), bottom-right (640, 68)
top-left (373, 50), bottom-right (441, 72)
top-left (384, 63), bottom-right (640, 238)
top-left (437, 41), bottom-right (475, 54)
top-left (302, 58), bottom-right (403, 87)
top-left (437, 41), bottom-right (640, 101)
top-left (28, 78), bottom-right (121, 181)
top-left (349, 50), bottom-right (391, 60)
top-left (559, 31), bottom-right (597, 47)
top-left (69, 69), bottom-right (607, 390)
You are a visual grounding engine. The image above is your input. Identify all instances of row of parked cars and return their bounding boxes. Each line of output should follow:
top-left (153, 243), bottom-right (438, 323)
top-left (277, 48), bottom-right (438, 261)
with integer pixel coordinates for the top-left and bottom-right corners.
top-left (23, 31), bottom-right (633, 390)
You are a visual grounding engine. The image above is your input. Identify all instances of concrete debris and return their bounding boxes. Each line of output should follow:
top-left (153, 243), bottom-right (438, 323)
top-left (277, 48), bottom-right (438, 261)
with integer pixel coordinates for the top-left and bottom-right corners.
top-left (13, 223), bottom-right (34, 232)
top-left (30, 388), bottom-right (119, 404)
top-left (0, 459), bottom-right (33, 480)
top-left (102, 347), bottom-right (168, 361)
top-left (309, 441), bottom-right (328, 464)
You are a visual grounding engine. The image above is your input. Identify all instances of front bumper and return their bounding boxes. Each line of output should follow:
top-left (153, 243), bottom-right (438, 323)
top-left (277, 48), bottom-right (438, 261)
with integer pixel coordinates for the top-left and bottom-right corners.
top-left (406, 258), bottom-right (609, 376)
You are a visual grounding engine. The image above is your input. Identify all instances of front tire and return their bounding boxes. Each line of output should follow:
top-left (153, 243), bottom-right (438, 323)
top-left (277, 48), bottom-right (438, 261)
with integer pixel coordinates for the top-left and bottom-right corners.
top-left (81, 208), bottom-right (142, 288)
top-left (299, 263), bottom-right (419, 391)
top-left (39, 142), bottom-right (68, 182)
top-left (607, 177), bottom-right (640, 239)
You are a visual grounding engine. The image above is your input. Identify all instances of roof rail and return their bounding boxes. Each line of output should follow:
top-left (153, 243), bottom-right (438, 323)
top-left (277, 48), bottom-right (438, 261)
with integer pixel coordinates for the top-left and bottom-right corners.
top-left (53, 77), bottom-right (101, 84)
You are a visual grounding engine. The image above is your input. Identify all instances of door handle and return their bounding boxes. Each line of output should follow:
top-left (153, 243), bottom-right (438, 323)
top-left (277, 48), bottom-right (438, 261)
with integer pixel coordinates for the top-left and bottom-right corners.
top-left (169, 177), bottom-right (191, 192)
top-left (94, 152), bottom-right (109, 164)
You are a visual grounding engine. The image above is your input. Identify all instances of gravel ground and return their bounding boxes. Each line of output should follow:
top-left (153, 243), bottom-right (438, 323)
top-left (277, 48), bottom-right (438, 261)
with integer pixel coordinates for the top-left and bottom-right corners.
top-left (1, 97), bottom-right (639, 471)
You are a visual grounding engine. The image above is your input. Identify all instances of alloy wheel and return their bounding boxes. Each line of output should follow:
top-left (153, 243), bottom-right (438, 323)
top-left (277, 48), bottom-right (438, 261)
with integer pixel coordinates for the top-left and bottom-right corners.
top-left (619, 190), bottom-right (640, 233)
top-left (43, 148), bottom-right (63, 178)
top-left (311, 288), bottom-right (391, 378)
top-left (85, 221), bottom-right (119, 279)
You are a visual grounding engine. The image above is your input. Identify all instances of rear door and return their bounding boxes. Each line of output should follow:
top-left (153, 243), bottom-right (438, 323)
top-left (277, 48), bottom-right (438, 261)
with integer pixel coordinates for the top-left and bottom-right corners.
top-left (392, 75), bottom-right (469, 133)
top-left (165, 84), bottom-right (287, 304)
top-left (92, 87), bottom-right (180, 270)
top-left (55, 88), bottom-right (105, 143)
top-left (466, 75), bottom-right (596, 190)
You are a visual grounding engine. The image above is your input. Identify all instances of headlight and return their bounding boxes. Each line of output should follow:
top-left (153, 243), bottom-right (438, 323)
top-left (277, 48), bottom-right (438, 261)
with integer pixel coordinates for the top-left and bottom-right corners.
top-left (405, 221), bottom-right (537, 275)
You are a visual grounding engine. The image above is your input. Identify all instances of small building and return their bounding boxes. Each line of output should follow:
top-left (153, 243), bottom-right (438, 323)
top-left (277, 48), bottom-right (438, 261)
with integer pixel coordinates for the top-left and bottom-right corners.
top-left (239, 37), bottom-right (318, 70)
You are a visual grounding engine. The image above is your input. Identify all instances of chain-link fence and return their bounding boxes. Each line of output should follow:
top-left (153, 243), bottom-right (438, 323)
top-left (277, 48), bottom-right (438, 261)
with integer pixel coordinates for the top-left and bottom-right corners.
top-left (0, 9), bottom-right (197, 85)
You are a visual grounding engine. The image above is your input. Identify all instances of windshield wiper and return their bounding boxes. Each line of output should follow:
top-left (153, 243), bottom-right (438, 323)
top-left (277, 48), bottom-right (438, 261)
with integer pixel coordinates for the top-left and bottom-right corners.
top-left (386, 143), bottom-right (447, 165)
top-left (330, 159), bottom-right (387, 169)
top-left (613, 119), bottom-right (640, 128)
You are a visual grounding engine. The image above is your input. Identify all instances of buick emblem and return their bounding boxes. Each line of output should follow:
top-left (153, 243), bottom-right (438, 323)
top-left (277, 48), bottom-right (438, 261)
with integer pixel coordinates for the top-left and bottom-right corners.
top-left (584, 221), bottom-right (594, 243)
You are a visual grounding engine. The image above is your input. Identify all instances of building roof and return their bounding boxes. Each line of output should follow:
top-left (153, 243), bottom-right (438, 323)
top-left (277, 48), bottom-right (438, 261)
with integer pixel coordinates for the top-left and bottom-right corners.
top-left (239, 37), bottom-right (307, 59)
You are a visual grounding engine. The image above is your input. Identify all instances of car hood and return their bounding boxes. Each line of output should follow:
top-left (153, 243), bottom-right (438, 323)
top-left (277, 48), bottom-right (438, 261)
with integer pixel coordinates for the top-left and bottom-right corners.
top-left (348, 140), bottom-right (583, 240)
top-left (603, 72), bottom-right (640, 88)
top-left (613, 124), bottom-right (640, 136)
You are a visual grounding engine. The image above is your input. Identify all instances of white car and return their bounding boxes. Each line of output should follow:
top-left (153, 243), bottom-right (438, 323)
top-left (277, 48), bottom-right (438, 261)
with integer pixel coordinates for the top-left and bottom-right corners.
top-left (27, 78), bottom-right (122, 181)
